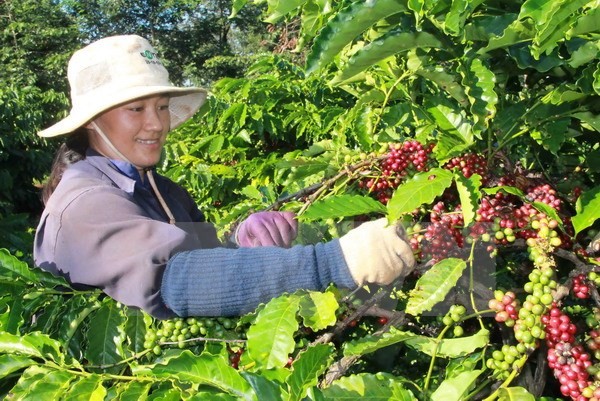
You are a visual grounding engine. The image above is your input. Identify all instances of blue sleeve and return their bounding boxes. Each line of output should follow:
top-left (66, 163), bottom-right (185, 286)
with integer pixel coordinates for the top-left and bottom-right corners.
top-left (160, 239), bottom-right (357, 317)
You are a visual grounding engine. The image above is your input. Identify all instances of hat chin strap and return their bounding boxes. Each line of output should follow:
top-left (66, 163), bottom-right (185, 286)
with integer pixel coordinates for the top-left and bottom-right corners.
top-left (90, 121), bottom-right (176, 225)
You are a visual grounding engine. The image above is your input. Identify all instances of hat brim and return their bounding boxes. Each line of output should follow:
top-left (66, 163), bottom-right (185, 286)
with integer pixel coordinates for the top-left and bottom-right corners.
top-left (38, 86), bottom-right (207, 138)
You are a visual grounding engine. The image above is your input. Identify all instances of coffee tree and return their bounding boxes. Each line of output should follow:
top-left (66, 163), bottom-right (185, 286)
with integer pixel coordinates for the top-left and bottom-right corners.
top-left (1, 0), bottom-right (600, 399)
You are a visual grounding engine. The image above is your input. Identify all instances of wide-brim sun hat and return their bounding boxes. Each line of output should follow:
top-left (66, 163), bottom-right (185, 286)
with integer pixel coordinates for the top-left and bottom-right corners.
top-left (38, 34), bottom-right (207, 138)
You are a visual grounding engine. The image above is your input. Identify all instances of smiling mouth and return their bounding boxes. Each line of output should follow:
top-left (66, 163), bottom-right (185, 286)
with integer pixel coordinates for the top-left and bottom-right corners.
top-left (136, 139), bottom-right (161, 145)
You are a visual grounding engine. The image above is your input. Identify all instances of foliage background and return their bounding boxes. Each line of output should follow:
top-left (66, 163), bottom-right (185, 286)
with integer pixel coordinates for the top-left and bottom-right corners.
top-left (1, 0), bottom-right (600, 399)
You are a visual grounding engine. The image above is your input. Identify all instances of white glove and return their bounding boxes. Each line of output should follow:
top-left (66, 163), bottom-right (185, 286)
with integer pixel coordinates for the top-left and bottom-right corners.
top-left (339, 218), bottom-right (416, 286)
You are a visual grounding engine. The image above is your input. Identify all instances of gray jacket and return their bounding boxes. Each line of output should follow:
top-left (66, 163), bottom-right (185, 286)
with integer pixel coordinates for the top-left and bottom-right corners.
top-left (34, 153), bottom-right (355, 318)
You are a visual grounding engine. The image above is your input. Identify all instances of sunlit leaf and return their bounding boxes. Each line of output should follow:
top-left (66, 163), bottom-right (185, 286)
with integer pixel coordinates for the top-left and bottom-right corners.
top-left (300, 194), bottom-right (386, 222)
top-left (298, 291), bottom-right (339, 331)
top-left (573, 185), bottom-right (600, 235)
top-left (387, 168), bottom-right (454, 222)
top-left (430, 370), bottom-right (483, 401)
top-left (322, 372), bottom-right (416, 400)
top-left (454, 173), bottom-right (482, 227)
top-left (497, 386), bottom-right (536, 400)
top-left (332, 30), bottom-right (442, 84)
top-left (84, 301), bottom-right (125, 367)
top-left (0, 354), bottom-right (36, 380)
top-left (306, 0), bottom-right (408, 75)
top-left (406, 258), bottom-right (467, 316)
top-left (286, 344), bottom-right (334, 401)
top-left (246, 294), bottom-right (300, 369)
top-left (63, 375), bottom-right (107, 401)
top-left (136, 351), bottom-right (256, 401)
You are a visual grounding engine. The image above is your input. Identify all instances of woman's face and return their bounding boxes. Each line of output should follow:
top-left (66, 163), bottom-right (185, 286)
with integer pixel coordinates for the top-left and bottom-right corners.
top-left (88, 95), bottom-right (171, 169)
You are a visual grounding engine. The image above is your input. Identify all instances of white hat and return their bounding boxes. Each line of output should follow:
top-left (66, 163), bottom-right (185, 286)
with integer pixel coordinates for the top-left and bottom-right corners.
top-left (38, 35), bottom-right (207, 138)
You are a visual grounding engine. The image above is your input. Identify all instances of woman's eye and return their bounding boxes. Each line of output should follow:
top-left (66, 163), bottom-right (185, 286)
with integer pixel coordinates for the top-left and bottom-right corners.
top-left (129, 106), bottom-right (144, 112)
top-left (158, 105), bottom-right (170, 111)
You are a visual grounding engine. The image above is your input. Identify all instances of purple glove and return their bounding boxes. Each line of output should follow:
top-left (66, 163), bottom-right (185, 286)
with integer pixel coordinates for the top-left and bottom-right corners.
top-left (235, 211), bottom-right (298, 248)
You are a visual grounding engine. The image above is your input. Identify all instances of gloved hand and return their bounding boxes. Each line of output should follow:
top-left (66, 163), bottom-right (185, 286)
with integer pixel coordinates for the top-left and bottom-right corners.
top-left (236, 211), bottom-right (298, 248)
top-left (339, 218), bottom-right (416, 286)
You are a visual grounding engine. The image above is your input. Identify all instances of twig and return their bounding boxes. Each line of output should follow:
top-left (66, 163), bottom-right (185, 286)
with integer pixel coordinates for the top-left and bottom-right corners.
top-left (321, 311), bottom-right (406, 386)
top-left (311, 285), bottom-right (395, 346)
top-left (159, 336), bottom-right (246, 346)
top-left (264, 156), bottom-right (384, 213)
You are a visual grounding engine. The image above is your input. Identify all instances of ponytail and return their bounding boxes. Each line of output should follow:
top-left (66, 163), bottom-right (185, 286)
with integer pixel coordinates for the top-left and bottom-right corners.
top-left (41, 129), bottom-right (89, 205)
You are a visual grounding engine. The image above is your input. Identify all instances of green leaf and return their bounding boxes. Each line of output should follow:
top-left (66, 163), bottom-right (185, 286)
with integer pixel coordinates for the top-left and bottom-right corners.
top-left (322, 372), bottom-right (416, 400)
top-left (430, 370), bottom-right (483, 401)
top-left (483, 186), bottom-right (525, 198)
top-left (573, 111), bottom-right (600, 132)
top-left (387, 168), bottom-right (454, 222)
top-left (230, 0), bottom-right (249, 19)
top-left (246, 294), bottom-right (300, 369)
top-left (461, 58), bottom-right (498, 133)
top-left (568, 39), bottom-right (600, 68)
top-left (0, 354), bottom-right (36, 380)
top-left (298, 291), bottom-right (339, 331)
top-left (9, 366), bottom-right (74, 400)
top-left (286, 344), bottom-right (334, 401)
top-left (528, 0), bottom-right (590, 59)
top-left (573, 185), bottom-right (600, 235)
top-left (0, 250), bottom-right (69, 288)
top-left (343, 327), bottom-right (419, 356)
top-left (416, 68), bottom-right (469, 108)
top-left (332, 30), bottom-right (443, 84)
top-left (137, 351), bottom-right (256, 401)
top-left (0, 331), bottom-right (63, 362)
top-left (454, 173), bottom-right (482, 227)
top-left (443, 0), bottom-right (470, 36)
top-left (354, 104), bottom-right (375, 150)
top-left (84, 301), bottom-right (125, 367)
top-left (343, 327), bottom-right (489, 358)
top-left (58, 295), bottom-right (100, 358)
top-left (0, 248), bottom-right (40, 283)
top-left (405, 329), bottom-right (490, 358)
top-left (497, 386), bottom-right (536, 400)
top-left (300, 194), bottom-right (386, 222)
top-left (115, 381), bottom-right (152, 401)
top-left (63, 375), bottom-right (107, 401)
top-left (208, 135), bottom-right (225, 154)
top-left (124, 308), bottom-right (151, 355)
top-left (241, 372), bottom-right (285, 401)
top-left (427, 102), bottom-right (474, 156)
top-left (264, 0), bottom-right (309, 24)
top-left (305, 0), bottom-right (408, 75)
top-left (479, 19), bottom-right (535, 54)
top-left (406, 258), bottom-right (467, 316)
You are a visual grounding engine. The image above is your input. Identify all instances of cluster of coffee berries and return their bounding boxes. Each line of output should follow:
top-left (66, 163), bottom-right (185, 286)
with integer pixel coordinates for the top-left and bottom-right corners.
top-left (526, 183), bottom-right (563, 211)
top-left (359, 141), bottom-right (434, 204)
top-left (542, 305), bottom-right (594, 400)
top-left (442, 304), bottom-right (467, 337)
top-left (547, 341), bottom-right (592, 399)
top-left (489, 290), bottom-right (519, 327)
top-left (486, 343), bottom-right (528, 379)
top-left (573, 274), bottom-right (591, 299)
top-left (143, 316), bottom-right (241, 355)
top-left (443, 153), bottom-right (489, 184)
top-left (409, 202), bottom-right (465, 262)
top-left (487, 240), bottom-right (560, 379)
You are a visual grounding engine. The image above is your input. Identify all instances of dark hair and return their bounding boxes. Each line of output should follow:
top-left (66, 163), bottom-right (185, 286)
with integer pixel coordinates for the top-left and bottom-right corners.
top-left (41, 128), bottom-right (89, 205)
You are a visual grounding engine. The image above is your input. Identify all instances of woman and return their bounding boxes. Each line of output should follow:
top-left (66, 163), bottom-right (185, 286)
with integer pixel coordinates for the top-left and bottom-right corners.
top-left (34, 35), bottom-right (415, 319)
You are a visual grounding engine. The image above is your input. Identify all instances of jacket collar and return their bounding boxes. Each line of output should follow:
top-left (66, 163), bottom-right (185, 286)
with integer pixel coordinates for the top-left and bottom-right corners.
top-left (84, 149), bottom-right (151, 194)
